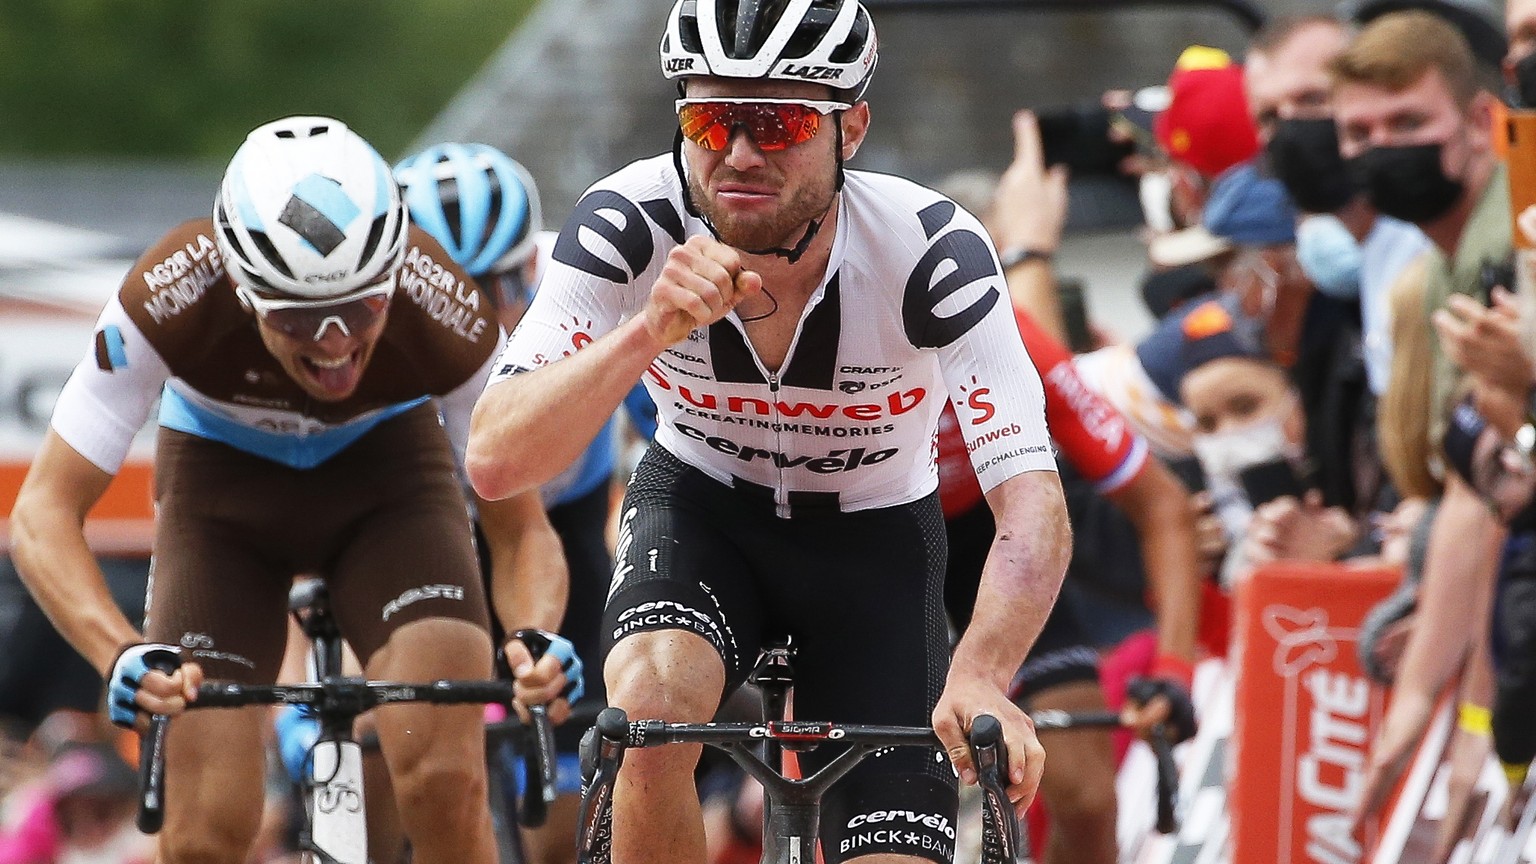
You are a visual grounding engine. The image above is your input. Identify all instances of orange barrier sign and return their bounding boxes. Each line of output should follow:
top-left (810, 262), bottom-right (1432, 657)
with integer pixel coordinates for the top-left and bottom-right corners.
top-left (1230, 562), bottom-right (1401, 864)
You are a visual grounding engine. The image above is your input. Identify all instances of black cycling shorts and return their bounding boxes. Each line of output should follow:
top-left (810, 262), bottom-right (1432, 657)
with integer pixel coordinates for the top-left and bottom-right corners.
top-left (601, 445), bottom-right (959, 864)
top-left (146, 404), bottom-right (491, 683)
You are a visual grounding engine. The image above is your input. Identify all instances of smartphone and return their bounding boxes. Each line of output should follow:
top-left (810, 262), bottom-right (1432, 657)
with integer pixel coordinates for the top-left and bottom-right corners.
top-left (1057, 277), bottom-right (1094, 354)
top-left (1166, 456), bottom-right (1207, 494)
top-left (1109, 105), bottom-right (1162, 158)
top-left (1035, 104), bottom-right (1135, 175)
top-left (1238, 458), bottom-right (1307, 507)
top-left (1479, 255), bottom-right (1515, 306)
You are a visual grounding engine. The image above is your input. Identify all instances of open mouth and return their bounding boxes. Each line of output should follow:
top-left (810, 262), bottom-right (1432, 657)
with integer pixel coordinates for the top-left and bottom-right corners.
top-left (300, 350), bottom-right (362, 396)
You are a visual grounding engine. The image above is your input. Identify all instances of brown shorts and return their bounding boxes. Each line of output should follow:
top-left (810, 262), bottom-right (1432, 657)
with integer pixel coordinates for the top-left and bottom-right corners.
top-left (144, 403), bottom-right (490, 683)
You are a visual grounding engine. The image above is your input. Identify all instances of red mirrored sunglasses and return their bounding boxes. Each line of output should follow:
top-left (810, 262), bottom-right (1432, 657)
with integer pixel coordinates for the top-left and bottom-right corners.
top-left (676, 98), bottom-right (851, 152)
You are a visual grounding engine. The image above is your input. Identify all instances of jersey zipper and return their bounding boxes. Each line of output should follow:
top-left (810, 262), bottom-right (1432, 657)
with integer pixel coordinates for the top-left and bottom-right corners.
top-left (767, 371), bottom-right (790, 518)
top-left (730, 279), bottom-right (830, 521)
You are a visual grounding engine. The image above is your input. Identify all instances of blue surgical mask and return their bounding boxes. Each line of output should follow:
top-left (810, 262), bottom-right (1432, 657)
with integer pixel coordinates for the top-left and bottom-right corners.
top-left (1295, 213), bottom-right (1362, 301)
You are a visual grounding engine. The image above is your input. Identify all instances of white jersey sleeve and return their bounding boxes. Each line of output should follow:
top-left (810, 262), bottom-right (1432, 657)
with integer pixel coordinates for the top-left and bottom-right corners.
top-left (486, 166), bottom-right (667, 388)
top-left (51, 294), bottom-right (171, 474)
top-left (916, 204), bottom-right (1055, 491)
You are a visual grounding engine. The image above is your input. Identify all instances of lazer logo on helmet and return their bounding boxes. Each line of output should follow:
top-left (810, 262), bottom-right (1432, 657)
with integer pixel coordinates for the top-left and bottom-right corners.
top-left (781, 64), bottom-right (843, 81)
top-left (675, 423), bottom-right (896, 473)
top-left (665, 58), bottom-right (694, 73)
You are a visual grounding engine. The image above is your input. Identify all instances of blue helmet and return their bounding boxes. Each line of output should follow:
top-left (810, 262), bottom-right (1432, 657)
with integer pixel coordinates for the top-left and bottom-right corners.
top-left (394, 143), bottom-right (542, 277)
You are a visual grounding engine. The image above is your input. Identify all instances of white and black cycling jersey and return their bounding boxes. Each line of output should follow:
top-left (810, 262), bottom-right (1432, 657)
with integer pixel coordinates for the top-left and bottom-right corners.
top-left (488, 156), bottom-right (1055, 515)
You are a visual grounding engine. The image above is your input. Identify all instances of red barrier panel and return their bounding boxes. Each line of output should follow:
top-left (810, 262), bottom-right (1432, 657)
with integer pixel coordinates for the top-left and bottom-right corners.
top-left (1230, 562), bottom-right (1401, 864)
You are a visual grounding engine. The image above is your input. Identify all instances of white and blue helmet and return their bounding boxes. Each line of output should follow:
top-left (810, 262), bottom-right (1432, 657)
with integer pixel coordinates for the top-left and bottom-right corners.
top-left (213, 116), bottom-right (408, 300)
top-left (394, 143), bottom-right (542, 278)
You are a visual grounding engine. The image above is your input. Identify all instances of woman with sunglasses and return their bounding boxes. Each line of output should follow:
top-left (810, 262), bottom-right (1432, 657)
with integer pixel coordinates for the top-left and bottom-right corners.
top-left (9, 115), bottom-right (576, 864)
top-left (468, 3), bottom-right (1072, 864)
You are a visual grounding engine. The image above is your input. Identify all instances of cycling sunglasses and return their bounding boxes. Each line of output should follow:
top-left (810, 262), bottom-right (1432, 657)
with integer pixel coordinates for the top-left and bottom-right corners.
top-left (676, 98), bottom-right (851, 152)
top-left (236, 278), bottom-right (395, 342)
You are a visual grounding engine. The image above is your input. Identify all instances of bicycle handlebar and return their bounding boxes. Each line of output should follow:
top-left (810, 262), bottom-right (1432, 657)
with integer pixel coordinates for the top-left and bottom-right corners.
top-left (574, 706), bottom-right (1179, 864)
top-left (135, 677), bottom-right (555, 834)
top-left (575, 707), bottom-right (1181, 864)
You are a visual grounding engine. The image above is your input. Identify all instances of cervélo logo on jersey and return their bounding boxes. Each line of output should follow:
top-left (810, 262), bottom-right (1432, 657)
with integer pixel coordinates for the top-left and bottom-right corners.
top-left (676, 423), bottom-right (896, 473)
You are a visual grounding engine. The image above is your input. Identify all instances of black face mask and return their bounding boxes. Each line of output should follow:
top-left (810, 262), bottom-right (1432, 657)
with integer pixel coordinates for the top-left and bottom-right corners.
top-left (1344, 143), bottom-right (1464, 224)
top-left (1265, 118), bottom-right (1356, 214)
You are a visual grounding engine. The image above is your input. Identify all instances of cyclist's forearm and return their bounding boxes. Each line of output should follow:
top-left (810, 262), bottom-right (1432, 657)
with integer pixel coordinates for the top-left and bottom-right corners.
top-left (955, 470), bottom-right (1071, 686)
top-left (1112, 462), bottom-right (1201, 663)
top-left (480, 493), bottom-right (569, 634)
top-left (468, 318), bottom-right (661, 501)
top-left (12, 495), bottom-right (140, 676)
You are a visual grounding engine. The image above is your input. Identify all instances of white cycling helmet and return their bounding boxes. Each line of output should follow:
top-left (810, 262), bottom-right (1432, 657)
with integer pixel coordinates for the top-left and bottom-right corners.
top-left (214, 116), bottom-right (408, 300)
top-left (660, 0), bottom-right (879, 101)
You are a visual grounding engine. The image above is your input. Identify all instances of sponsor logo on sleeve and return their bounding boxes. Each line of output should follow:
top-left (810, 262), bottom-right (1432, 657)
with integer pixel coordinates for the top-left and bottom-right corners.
top-left (140, 233), bottom-right (221, 324)
top-left (399, 246), bottom-right (490, 343)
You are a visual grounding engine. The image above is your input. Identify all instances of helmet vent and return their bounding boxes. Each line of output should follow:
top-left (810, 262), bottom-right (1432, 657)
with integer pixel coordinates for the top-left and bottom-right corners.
top-left (246, 231), bottom-right (293, 283)
top-left (357, 214), bottom-right (388, 276)
top-left (828, 11), bottom-right (868, 63)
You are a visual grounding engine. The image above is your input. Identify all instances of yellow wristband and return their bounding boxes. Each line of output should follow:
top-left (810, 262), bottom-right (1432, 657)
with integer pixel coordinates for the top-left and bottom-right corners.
top-left (1459, 703), bottom-right (1493, 737)
top-left (1504, 761), bottom-right (1530, 788)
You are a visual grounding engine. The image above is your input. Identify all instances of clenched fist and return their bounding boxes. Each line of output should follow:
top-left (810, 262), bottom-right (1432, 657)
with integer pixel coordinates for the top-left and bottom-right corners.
top-left (644, 236), bottom-right (764, 347)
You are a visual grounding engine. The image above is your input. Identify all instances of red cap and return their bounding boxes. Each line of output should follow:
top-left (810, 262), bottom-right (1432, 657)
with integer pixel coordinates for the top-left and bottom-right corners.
top-left (1154, 46), bottom-right (1260, 179)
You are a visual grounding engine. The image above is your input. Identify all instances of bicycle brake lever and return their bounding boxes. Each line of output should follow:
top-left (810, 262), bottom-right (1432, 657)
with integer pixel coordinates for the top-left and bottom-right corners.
top-left (135, 649), bottom-right (182, 834)
top-left (576, 707), bottom-right (630, 864)
top-left (968, 714), bottom-right (1027, 864)
top-left (1150, 722), bottom-right (1181, 835)
top-left (510, 629), bottom-right (559, 826)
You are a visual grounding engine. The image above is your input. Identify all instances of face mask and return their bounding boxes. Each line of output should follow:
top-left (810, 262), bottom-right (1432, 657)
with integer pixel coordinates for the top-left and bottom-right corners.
top-left (1192, 411), bottom-right (1295, 490)
top-left (1192, 409), bottom-right (1298, 545)
top-left (1345, 143), bottom-right (1464, 224)
top-left (1265, 118), bottom-right (1355, 214)
top-left (1294, 213), bottom-right (1362, 300)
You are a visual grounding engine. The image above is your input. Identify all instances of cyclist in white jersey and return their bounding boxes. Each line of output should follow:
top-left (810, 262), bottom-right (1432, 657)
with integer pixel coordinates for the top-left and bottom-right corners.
top-left (469, 3), bottom-right (1072, 863)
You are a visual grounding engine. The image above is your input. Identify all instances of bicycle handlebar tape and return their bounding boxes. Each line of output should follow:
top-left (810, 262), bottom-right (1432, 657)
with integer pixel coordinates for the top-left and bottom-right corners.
top-left (135, 649), bottom-right (181, 835)
top-left (510, 629), bottom-right (559, 827)
top-left (1150, 723), bottom-right (1181, 835)
top-left (968, 714), bottom-right (1025, 864)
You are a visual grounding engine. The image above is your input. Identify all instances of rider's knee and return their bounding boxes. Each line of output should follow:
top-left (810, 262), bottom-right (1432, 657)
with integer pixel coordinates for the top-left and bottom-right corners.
top-left (391, 753), bottom-right (487, 824)
top-left (1044, 772), bottom-right (1117, 827)
top-left (159, 811), bottom-right (262, 864)
top-left (604, 631), bottom-right (723, 722)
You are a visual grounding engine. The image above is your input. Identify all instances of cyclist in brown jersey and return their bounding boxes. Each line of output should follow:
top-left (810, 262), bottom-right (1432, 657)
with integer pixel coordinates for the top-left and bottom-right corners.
top-left (9, 116), bottom-right (577, 864)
